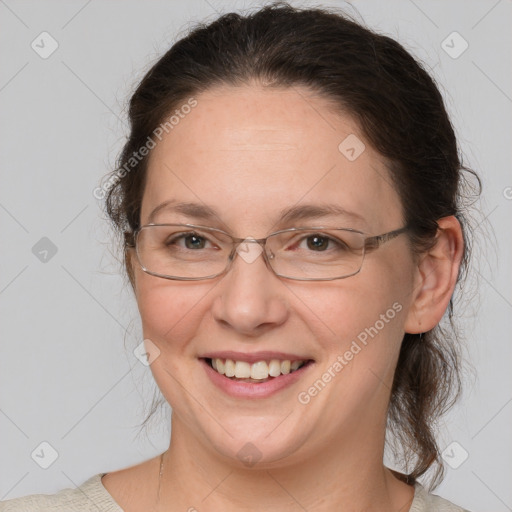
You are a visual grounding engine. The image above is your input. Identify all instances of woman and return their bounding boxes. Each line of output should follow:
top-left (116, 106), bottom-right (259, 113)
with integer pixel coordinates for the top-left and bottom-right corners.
top-left (1, 2), bottom-right (479, 511)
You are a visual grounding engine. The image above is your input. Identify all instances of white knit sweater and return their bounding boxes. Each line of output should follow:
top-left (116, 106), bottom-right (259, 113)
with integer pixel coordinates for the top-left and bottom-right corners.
top-left (0, 473), bottom-right (470, 511)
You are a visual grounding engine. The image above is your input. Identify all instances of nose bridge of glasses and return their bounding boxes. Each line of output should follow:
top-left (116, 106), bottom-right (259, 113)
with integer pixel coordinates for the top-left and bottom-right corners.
top-left (230, 235), bottom-right (272, 266)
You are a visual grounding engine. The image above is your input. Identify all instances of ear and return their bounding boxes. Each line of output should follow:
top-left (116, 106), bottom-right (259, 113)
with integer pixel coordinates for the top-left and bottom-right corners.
top-left (404, 216), bottom-right (464, 334)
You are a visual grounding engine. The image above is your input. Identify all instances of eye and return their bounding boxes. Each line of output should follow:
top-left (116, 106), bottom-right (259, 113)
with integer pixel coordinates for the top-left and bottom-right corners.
top-left (166, 231), bottom-right (214, 250)
top-left (297, 233), bottom-right (349, 252)
top-left (303, 234), bottom-right (330, 251)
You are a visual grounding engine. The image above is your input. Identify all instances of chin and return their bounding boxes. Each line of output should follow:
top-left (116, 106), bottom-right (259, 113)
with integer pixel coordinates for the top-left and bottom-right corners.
top-left (195, 416), bottom-right (312, 469)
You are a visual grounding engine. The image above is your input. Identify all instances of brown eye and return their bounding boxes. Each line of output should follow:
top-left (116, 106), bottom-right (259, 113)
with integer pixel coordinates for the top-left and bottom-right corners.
top-left (183, 234), bottom-right (206, 249)
top-left (166, 232), bottom-right (212, 250)
top-left (306, 235), bottom-right (329, 251)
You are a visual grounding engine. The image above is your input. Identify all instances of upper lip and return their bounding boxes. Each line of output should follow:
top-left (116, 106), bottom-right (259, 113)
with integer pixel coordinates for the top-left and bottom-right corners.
top-left (199, 351), bottom-right (313, 364)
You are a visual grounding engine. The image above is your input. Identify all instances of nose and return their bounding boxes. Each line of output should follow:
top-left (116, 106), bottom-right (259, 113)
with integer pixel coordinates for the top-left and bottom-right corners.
top-left (210, 241), bottom-right (289, 336)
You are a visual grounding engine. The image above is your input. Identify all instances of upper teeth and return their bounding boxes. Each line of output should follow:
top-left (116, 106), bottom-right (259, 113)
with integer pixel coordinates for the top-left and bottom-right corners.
top-left (211, 359), bottom-right (305, 379)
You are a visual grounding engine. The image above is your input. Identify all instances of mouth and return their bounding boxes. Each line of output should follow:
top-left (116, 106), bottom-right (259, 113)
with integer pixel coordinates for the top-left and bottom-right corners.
top-left (201, 357), bottom-right (314, 384)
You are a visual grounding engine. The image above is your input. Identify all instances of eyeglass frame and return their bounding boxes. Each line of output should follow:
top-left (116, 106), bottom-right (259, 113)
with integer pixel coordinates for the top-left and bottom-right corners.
top-left (125, 223), bottom-right (410, 282)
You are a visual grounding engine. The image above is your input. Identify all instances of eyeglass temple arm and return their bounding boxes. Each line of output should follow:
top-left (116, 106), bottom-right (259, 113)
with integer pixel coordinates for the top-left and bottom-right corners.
top-left (364, 226), bottom-right (410, 250)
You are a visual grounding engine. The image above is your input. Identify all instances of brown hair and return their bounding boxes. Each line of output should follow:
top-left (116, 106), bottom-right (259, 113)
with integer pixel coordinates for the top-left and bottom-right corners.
top-left (103, 1), bottom-right (480, 488)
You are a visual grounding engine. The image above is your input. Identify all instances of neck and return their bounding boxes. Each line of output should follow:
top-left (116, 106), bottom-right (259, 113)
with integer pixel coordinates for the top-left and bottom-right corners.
top-left (156, 416), bottom-right (415, 512)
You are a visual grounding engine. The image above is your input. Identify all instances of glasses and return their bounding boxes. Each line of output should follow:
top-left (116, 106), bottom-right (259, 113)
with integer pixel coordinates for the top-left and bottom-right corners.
top-left (128, 223), bottom-right (409, 281)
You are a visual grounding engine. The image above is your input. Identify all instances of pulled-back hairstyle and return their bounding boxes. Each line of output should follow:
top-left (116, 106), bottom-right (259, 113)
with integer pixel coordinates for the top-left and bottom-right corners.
top-left (103, 1), bottom-right (480, 489)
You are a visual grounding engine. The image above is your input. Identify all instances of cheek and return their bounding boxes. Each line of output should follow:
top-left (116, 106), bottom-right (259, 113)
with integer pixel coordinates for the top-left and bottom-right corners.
top-left (300, 268), bottom-right (410, 425)
top-left (302, 249), bottom-right (414, 385)
top-left (134, 272), bottom-right (211, 350)
top-left (339, 251), bottom-right (414, 378)
top-left (293, 264), bottom-right (410, 352)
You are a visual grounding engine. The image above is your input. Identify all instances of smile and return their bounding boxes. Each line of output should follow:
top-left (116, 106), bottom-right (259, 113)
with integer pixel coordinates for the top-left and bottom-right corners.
top-left (208, 357), bottom-right (307, 382)
top-left (199, 354), bottom-right (315, 399)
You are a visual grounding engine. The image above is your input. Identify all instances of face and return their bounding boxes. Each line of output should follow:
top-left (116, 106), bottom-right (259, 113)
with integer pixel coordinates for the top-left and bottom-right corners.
top-left (130, 84), bottom-right (419, 468)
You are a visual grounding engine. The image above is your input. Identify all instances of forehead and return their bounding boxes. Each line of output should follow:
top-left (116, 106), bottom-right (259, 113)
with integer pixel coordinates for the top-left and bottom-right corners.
top-left (141, 85), bottom-right (403, 234)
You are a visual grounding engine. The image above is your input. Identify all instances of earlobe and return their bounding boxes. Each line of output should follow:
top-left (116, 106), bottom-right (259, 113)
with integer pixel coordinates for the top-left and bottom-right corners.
top-left (404, 216), bottom-right (464, 334)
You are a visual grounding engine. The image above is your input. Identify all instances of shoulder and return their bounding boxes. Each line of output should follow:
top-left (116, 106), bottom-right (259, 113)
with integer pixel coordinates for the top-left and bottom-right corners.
top-left (411, 482), bottom-right (471, 512)
top-left (0, 474), bottom-right (123, 512)
top-left (0, 455), bottom-right (161, 512)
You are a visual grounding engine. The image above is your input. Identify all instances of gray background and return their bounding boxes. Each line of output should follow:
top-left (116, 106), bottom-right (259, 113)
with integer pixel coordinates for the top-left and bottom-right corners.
top-left (1, 1), bottom-right (511, 510)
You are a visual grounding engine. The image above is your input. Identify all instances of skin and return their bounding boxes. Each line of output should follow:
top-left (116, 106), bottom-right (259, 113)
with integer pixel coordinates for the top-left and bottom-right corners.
top-left (101, 84), bottom-right (464, 511)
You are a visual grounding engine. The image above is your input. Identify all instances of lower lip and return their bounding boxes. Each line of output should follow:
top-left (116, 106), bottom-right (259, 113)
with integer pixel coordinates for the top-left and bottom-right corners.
top-left (200, 359), bottom-right (314, 399)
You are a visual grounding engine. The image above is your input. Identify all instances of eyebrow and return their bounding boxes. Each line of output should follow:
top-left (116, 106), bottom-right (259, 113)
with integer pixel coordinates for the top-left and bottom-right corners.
top-left (147, 200), bottom-right (366, 226)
